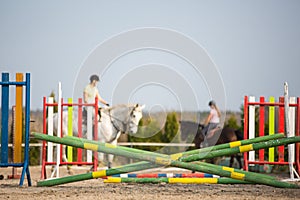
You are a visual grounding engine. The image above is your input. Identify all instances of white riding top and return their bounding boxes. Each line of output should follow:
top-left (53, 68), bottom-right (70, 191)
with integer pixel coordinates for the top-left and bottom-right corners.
top-left (84, 84), bottom-right (99, 103)
top-left (210, 108), bottom-right (220, 123)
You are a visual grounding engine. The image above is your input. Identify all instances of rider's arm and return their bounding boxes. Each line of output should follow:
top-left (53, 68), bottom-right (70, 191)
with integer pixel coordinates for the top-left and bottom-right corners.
top-left (83, 91), bottom-right (88, 104)
top-left (96, 92), bottom-right (109, 106)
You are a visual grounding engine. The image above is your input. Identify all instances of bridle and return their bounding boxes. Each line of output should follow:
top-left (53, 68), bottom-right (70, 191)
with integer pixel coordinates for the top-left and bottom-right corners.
top-left (107, 107), bottom-right (137, 134)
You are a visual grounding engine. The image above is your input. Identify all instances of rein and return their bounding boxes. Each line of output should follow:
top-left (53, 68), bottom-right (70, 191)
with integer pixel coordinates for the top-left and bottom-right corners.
top-left (107, 107), bottom-right (135, 134)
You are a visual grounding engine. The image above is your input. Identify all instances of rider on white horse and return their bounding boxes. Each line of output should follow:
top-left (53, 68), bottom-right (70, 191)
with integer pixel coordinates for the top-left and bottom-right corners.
top-left (83, 74), bottom-right (109, 123)
top-left (51, 75), bottom-right (145, 172)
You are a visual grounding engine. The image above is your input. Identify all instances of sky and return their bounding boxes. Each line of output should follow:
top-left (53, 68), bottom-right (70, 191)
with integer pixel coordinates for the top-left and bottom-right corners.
top-left (1, 0), bottom-right (300, 114)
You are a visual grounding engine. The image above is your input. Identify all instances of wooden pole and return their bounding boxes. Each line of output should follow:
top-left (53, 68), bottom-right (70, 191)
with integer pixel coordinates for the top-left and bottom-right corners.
top-left (14, 73), bottom-right (23, 163)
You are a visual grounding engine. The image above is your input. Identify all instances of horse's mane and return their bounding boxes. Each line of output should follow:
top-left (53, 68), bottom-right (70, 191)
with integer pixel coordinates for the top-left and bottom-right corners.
top-left (179, 121), bottom-right (200, 141)
top-left (101, 104), bottom-right (137, 112)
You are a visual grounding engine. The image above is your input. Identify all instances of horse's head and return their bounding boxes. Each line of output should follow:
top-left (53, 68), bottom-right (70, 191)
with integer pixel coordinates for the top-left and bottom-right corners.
top-left (198, 123), bottom-right (205, 130)
top-left (128, 104), bottom-right (145, 134)
top-left (179, 121), bottom-right (205, 149)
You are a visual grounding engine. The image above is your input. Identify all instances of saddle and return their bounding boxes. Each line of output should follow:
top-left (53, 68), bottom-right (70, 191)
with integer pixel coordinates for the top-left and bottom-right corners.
top-left (82, 107), bottom-right (102, 124)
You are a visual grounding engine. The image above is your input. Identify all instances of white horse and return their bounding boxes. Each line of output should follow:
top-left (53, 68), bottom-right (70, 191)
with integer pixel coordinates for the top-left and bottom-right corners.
top-left (52, 104), bottom-right (145, 170)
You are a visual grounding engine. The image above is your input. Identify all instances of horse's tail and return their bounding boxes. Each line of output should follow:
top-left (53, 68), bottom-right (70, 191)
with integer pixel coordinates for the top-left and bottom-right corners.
top-left (234, 129), bottom-right (244, 140)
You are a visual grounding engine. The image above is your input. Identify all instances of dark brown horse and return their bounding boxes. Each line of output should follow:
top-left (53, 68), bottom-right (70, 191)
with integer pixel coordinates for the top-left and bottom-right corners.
top-left (180, 121), bottom-right (243, 168)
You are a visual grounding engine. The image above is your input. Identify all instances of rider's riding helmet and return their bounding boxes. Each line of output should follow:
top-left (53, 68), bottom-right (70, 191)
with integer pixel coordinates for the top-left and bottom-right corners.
top-left (208, 100), bottom-right (216, 107)
top-left (90, 74), bottom-right (100, 83)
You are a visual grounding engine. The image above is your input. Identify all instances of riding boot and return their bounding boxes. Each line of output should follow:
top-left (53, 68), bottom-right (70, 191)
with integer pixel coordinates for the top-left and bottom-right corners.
top-left (82, 108), bottom-right (87, 124)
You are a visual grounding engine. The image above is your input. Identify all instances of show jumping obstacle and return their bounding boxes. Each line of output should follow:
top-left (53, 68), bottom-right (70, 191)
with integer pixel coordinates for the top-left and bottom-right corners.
top-left (32, 132), bottom-right (300, 188)
top-left (41, 83), bottom-right (99, 179)
top-left (0, 72), bottom-right (31, 186)
top-left (243, 95), bottom-right (300, 177)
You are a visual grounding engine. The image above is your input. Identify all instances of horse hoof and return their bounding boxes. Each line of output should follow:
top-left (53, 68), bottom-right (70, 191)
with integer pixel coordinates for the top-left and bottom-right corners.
top-left (86, 167), bottom-right (93, 173)
top-left (68, 170), bottom-right (73, 175)
top-left (200, 143), bottom-right (208, 148)
top-left (89, 166), bottom-right (94, 172)
top-left (108, 162), bottom-right (112, 169)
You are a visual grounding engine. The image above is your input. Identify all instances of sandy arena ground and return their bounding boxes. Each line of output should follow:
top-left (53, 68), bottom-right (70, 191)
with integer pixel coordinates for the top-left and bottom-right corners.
top-left (1, 166), bottom-right (300, 200)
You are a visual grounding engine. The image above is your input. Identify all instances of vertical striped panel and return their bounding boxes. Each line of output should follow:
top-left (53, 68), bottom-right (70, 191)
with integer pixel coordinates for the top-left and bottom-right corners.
top-left (278, 97), bottom-right (285, 162)
top-left (56, 82), bottom-right (62, 178)
top-left (296, 98), bottom-right (300, 175)
top-left (77, 98), bottom-right (83, 162)
top-left (47, 97), bottom-right (54, 162)
top-left (248, 96), bottom-right (255, 164)
top-left (1, 73), bottom-right (9, 163)
top-left (67, 98), bottom-right (73, 162)
top-left (42, 97), bottom-right (47, 179)
top-left (268, 96), bottom-right (275, 163)
top-left (23, 73), bottom-right (31, 186)
top-left (259, 97), bottom-right (265, 162)
top-left (288, 97), bottom-right (296, 163)
top-left (87, 106), bottom-right (93, 162)
top-left (14, 73), bottom-right (23, 163)
top-left (243, 96), bottom-right (249, 171)
top-left (93, 98), bottom-right (99, 170)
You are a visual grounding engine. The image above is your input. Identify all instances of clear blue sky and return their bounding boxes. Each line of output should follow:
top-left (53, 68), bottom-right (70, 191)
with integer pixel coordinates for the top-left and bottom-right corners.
top-left (1, 0), bottom-right (300, 112)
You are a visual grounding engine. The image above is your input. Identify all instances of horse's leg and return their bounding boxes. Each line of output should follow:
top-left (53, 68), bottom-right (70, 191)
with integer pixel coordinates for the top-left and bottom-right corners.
top-left (200, 132), bottom-right (209, 148)
top-left (63, 126), bottom-right (73, 174)
top-left (236, 154), bottom-right (243, 169)
top-left (229, 154), bottom-right (243, 169)
top-left (107, 139), bottom-right (118, 169)
top-left (61, 144), bottom-right (67, 163)
top-left (61, 144), bottom-right (73, 175)
top-left (98, 152), bottom-right (105, 167)
top-left (229, 155), bottom-right (235, 168)
top-left (107, 154), bottom-right (113, 169)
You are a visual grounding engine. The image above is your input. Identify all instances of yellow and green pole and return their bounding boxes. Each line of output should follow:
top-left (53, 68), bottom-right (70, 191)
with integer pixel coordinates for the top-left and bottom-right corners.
top-left (32, 132), bottom-right (300, 188)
